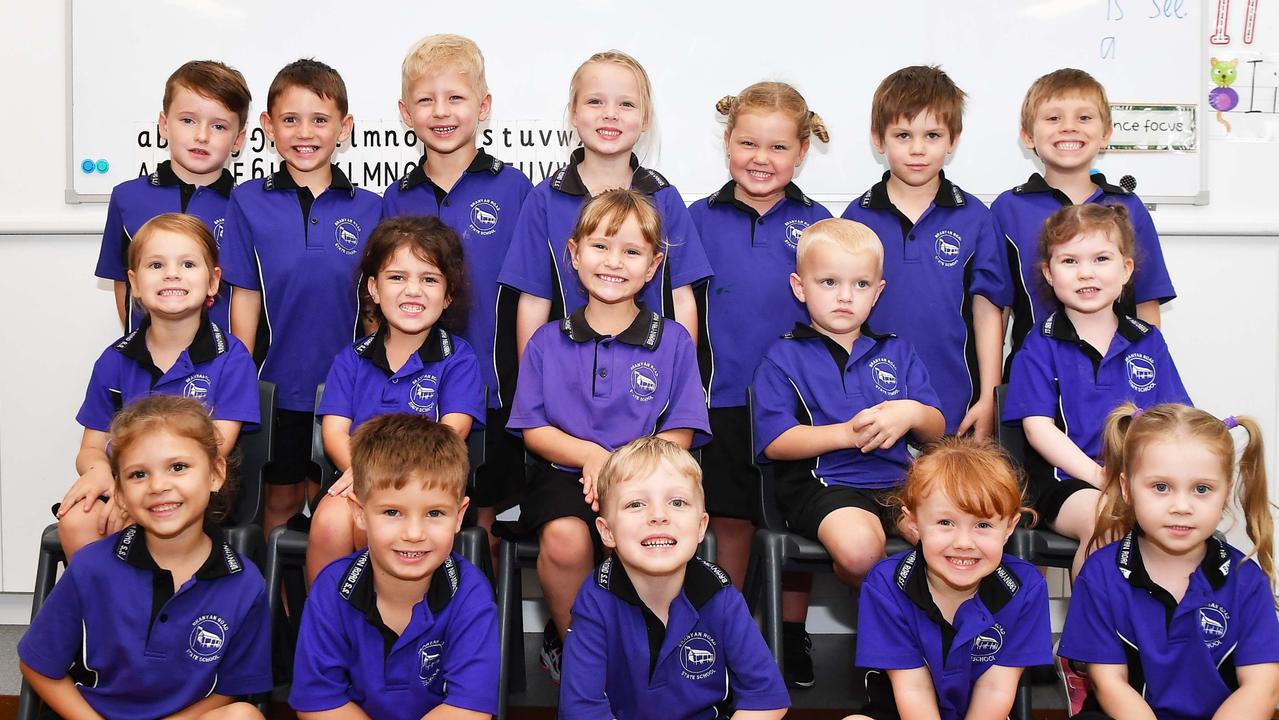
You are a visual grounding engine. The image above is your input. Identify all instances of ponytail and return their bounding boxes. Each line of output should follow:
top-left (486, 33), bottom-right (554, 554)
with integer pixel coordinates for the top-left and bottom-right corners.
top-left (1232, 416), bottom-right (1276, 591)
top-left (1091, 402), bottom-right (1140, 553)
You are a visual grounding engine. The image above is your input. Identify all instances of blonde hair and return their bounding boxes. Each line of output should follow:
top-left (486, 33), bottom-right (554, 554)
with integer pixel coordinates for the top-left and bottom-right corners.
top-left (1020, 68), bottom-right (1111, 136)
top-left (401, 33), bottom-right (488, 99)
top-left (350, 413), bottom-right (469, 504)
top-left (595, 436), bottom-right (704, 513)
top-left (570, 188), bottom-right (664, 255)
top-left (569, 50), bottom-right (655, 129)
top-left (871, 65), bottom-right (967, 140)
top-left (794, 218), bottom-right (884, 274)
top-left (716, 81), bottom-right (829, 143)
top-left (894, 436), bottom-right (1033, 524)
top-left (1095, 403), bottom-right (1275, 594)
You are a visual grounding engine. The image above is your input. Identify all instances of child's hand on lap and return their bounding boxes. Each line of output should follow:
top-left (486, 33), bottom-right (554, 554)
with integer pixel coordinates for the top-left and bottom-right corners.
top-left (851, 400), bottom-right (923, 452)
top-left (328, 467), bottom-right (356, 498)
top-left (59, 467), bottom-right (115, 518)
top-left (580, 445), bottom-right (612, 513)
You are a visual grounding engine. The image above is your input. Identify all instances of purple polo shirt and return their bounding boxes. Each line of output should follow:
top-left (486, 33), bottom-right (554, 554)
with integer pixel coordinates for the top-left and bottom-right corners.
top-left (507, 307), bottom-right (711, 471)
top-left (318, 325), bottom-right (484, 431)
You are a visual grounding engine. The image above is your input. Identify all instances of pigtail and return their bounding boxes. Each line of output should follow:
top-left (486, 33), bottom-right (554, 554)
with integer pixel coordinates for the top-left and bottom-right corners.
top-left (1232, 416), bottom-right (1277, 594)
top-left (715, 95), bottom-right (736, 116)
top-left (1090, 402), bottom-right (1140, 553)
top-left (808, 111), bottom-right (831, 143)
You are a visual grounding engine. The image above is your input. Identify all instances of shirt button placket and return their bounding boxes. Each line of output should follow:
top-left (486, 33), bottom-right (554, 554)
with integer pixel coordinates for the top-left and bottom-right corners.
top-left (595, 341), bottom-right (612, 398)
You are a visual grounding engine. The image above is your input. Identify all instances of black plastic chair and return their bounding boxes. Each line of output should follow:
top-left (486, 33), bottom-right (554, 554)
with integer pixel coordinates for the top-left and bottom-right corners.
top-left (18, 380), bottom-right (277, 720)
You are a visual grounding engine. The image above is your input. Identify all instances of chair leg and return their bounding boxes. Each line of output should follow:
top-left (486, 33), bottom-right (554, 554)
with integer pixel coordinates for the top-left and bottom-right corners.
top-left (265, 526), bottom-right (286, 629)
top-left (759, 534), bottom-right (786, 668)
top-left (495, 540), bottom-right (516, 720)
top-left (1012, 672), bottom-right (1034, 720)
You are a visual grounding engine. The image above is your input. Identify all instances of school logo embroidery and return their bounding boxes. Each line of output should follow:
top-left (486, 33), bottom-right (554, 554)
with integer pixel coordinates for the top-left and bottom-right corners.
top-left (868, 357), bottom-right (900, 396)
top-left (971, 623), bottom-right (1005, 663)
top-left (1199, 604), bottom-right (1229, 648)
top-left (187, 615), bottom-right (229, 662)
top-left (783, 219), bottom-right (810, 250)
top-left (934, 230), bottom-right (962, 268)
top-left (418, 639), bottom-right (445, 685)
top-left (183, 373), bottom-right (212, 401)
top-left (334, 218), bottom-right (362, 255)
top-left (678, 632), bottom-right (717, 680)
top-left (469, 199), bottom-right (500, 236)
top-left (629, 362), bottom-right (659, 402)
top-left (409, 373), bottom-right (439, 416)
top-left (212, 217), bottom-right (225, 248)
top-left (1125, 353), bottom-right (1156, 392)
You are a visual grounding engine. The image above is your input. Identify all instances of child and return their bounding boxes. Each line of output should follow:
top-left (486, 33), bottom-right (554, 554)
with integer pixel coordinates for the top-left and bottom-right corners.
top-left (1002, 204), bottom-right (1190, 577)
top-left (560, 437), bottom-right (790, 720)
top-left (220, 59), bottom-right (383, 536)
top-left (689, 81), bottom-right (832, 594)
top-left (848, 437), bottom-right (1052, 720)
top-left (498, 50), bottom-right (712, 352)
top-left (752, 218), bottom-right (944, 683)
top-left (842, 66), bottom-right (1009, 439)
top-left (20, 395), bottom-right (271, 719)
top-left (96, 60), bottom-right (251, 334)
top-left (382, 33), bottom-right (534, 548)
top-left (506, 188), bottom-right (710, 682)
top-left (305, 215), bottom-right (485, 583)
top-left (290, 413), bottom-right (500, 719)
top-left (61, 213), bottom-right (259, 561)
top-left (1059, 403), bottom-right (1279, 719)
top-left (993, 68), bottom-right (1176, 361)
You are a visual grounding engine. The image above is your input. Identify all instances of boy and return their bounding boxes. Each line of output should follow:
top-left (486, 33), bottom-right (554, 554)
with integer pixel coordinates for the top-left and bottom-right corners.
top-left (96, 60), bottom-right (251, 333)
top-left (751, 219), bottom-right (944, 684)
top-left (560, 436), bottom-right (789, 720)
top-left (220, 59), bottom-right (383, 534)
top-left (993, 68), bottom-right (1176, 361)
top-left (382, 33), bottom-right (533, 542)
top-left (290, 413), bottom-right (499, 719)
top-left (842, 66), bottom-right (1009, 440)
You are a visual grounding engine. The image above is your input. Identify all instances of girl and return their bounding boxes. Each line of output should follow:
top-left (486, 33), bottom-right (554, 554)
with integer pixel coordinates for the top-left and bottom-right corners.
top-left (20, 395), bottom-right (271, 719)
top-left (689, 82), bottom-right (831, 586)
top-left (1002, 204), bottom-right (1191, 577)
top-left (1059, 403), bottom-right (1279, 720)
top-left (506, 189), bottom-right (710, 682)
top-left (60, 212), bottom-right (259, 562)
top-left (498, 50), bottom-right (713, 356)
top-left (305, 215), bottom-right (484, 583)
top-left (849, 436), bottom-right (1053, 720)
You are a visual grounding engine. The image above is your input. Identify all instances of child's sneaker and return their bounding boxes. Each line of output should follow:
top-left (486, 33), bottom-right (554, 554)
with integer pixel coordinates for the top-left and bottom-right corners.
top-left (539, 620), bottom-right (562, 684)
top-left (782, 621), bottom-right (815, 688)
top-left (1057, 655), bottom-right (1091, 716)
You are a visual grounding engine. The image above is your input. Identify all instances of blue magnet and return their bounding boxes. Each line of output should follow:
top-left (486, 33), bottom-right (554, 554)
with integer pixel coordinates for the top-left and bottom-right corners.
top-left (81, 159), bottom-right (95, 174)
top-left (96, 159), bottom-right (110, 174)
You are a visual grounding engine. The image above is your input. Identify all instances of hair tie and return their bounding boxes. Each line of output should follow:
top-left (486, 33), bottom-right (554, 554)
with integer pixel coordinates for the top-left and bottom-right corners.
top-left (1131, 407), bottom-right (1145, 419)
top-left (1222, 416), bottom-right (1239, 429)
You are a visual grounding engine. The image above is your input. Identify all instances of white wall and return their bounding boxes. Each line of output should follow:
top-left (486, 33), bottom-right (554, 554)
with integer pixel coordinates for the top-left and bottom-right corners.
top-left (2, 3), bottom-right (1277, 619)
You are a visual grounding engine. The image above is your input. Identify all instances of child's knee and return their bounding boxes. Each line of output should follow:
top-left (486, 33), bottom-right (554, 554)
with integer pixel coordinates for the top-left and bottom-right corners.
top-left (540, 519), bottom-right (592, 564)
top-left (265, 484), bottom-right (304, 513)
top-left (820, 516), bottom-right (886, 577)
top-left (200, 702), bottom-right (265, 720)
top-left (308, 495), bottom-right (353, 545)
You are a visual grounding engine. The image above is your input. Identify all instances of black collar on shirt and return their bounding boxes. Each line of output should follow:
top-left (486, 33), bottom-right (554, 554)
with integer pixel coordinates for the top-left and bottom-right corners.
top-left (596, 555), bottom-right (731, 679)
top-left (353, 324), bottom-right (455, 376)
top-left (112, 314), bottom-right (229, 380)
top-left (264, 163), bottom-right (357, 198)
top-left (550, 147), bottom-right (669, 197)
top-left (785, 322), bottom-right (892, 369)
top-left (1115, 529), bottom-right (1231, 624)
top-left (858, 170), bottom-right (966, 210)
top-left (705, 179), bottom-right (813, 212)
top-left (338, 550), bottom-right (462, 656)
top-left (152, 160), bottom-right (235, 197)
top-left (894, 547), bottom-right (1021, 658)
top-left (398, 148), bottom-right (504, 191)
top-left (113, 522), bottom-right (245, 630)
top-left (1040, 308), bottom-right (1150, 376)
top-left (1013, 172), bottom-right (1130, 204)
top-left (561, 306), bottom-right (663, 349)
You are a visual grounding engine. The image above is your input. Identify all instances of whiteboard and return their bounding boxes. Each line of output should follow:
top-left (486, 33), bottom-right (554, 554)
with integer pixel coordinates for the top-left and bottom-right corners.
top-left (68, 0), bottom-right (1207, 204)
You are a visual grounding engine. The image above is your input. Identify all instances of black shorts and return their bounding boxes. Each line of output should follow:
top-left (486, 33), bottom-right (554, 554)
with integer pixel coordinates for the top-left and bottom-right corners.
top-left (774, 461), bottom-right (897, 543)
top-left (856, 667), bottom-right (1016, 720)
top-left (503, 460), bottom-right (599, 541)
top-left (472, 406), bottom-right (527, 511)
top-left (1022, 442), bottom-right (1095, 526)
top-left (264, 408), bottom-right (320, 486)
top-left (700, 406), bottom-right (759, 521)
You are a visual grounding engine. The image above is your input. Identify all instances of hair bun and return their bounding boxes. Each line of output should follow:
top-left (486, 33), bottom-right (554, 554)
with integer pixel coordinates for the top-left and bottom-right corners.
top-left (809, 111), bottom-right (831, 143)
top-left (715, 95), bottom-right (736, 116)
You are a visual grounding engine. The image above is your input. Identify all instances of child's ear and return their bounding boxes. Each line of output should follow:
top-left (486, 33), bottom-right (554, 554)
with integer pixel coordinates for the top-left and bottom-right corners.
top-left (210, 455), bottom-right (227, 494)
top-left (260, 111), bottom-right (275, 143)
top-left (350, 496), bottom-right (368, 533)
top-left (1019, 128), bottom-right (1037, 154)
top-left (1121, 256), bottom-right (1135, 285)
top-left (873, 277), bottom-right (886, 304)
top-left (568, 238), bottom-right (581, 270)
top-left (127, 269), bottom-right (140, 300)
top-left (231, 125), bottom-right (247, 155)
top-left (1119, 472), bottom-right (1130, 503)
top-left (338, 114), bottom-right (355, 145)
top-left (158, 111), bottom-right (170, 141)
top-left (398, 98), bottom-right (413, 129)
top-left (789, 272), bottom-right (805, 303)
top-left (208, 267), bottom-right (222, 299)
top-left (643, 251), bottom-right (664, 283)
top-left (1001, 515), bottom-right (1018, 544)
top-left (1041, 261), bottom-right (1053, 288)
top-left (901, 507), bottom-right (920, 540)
top-left (947, 131), bottom-right (961, 156)
top-left (697, 511), bottom-right (709, 545)
top-left (797, 136), bottom-right (810, 166)
top-left (454, 496), bottom-right (470, 534)
top-left (870, 130), bottom-right (885, 155)
top-left (366, 274), bottom-right (380, 305)
top-left (596, 515), bottom-right (617, 549)
top-left (478, 93), bottom-right (493, 122)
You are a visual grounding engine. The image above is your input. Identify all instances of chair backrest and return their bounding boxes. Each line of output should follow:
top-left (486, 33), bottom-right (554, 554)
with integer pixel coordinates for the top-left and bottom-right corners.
top-left (745, 387), bottom-right (789, 532)
top-left (310, 384), bottom-right (340, 491)
top-left (229, 381), bottom-right (275, 527)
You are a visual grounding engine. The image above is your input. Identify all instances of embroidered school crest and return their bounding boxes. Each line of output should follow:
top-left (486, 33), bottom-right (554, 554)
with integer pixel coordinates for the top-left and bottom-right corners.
top-left (409, 373), bottom-right (439, 416)
top-left (629, 362), bottom-right (659, 402)
top-left (334, 218), bottom-right (362, 255)
top-left (1199, 604), bottom-right (1229, 648)
top-left (183, 373), bottom-right (212, 401)
top-left (971, 623), bottom-right (1005, 662)
top-left (469, 199), bottom-right (500, 236)
top-left (934, 230), bottom-right (962, 267)
top-left (418, 639), bottom-right (445, 685)
top-left (187, 615), bottom-right (229, 662)
top-left (783, 219), bottom-right (809, 250)
top-left (678, 631), bottom-right (717, 680)
top-left (869, 357), bottom-right (900, 396)
top-left (1125, 353), bottom-right (1156, 392)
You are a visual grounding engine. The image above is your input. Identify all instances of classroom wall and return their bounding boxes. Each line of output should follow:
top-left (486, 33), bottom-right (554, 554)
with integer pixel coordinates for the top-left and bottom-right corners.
top-left (2, 3), bottom-right (1277, 621)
